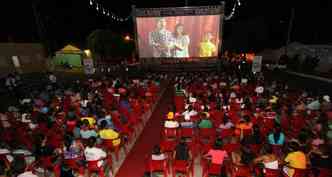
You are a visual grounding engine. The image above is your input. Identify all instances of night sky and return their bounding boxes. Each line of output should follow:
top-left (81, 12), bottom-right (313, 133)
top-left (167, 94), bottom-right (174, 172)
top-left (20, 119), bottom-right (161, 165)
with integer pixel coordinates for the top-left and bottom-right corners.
top-left (1, 0), bottom-right (331, 52)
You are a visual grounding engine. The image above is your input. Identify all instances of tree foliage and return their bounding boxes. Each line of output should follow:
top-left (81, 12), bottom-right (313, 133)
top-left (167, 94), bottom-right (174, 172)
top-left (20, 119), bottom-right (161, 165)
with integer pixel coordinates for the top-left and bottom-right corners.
top-left (87, 29), bottom-right (134, 60)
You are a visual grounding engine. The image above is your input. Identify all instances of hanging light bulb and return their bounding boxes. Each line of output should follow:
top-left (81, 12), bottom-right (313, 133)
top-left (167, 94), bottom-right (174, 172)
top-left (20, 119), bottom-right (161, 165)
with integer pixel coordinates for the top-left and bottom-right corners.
top-left (238, 0), bottom-right (241, 6)
top-left (96, 5), bottom-right (99, 11)
top-left (89, 0), bottom-right (93, 6)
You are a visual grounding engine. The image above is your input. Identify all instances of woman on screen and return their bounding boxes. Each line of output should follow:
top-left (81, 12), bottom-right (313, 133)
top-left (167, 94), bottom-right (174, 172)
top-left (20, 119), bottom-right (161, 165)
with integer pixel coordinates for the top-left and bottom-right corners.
top-left (199, 32), bottom-right (217, 58)
top-left (172, 23), bottom-right (190, 58)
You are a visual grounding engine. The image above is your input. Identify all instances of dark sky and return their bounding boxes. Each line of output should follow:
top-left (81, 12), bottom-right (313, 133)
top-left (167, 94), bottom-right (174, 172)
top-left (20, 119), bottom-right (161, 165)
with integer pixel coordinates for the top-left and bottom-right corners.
top-left (0, 0), bottom-right (331, 52)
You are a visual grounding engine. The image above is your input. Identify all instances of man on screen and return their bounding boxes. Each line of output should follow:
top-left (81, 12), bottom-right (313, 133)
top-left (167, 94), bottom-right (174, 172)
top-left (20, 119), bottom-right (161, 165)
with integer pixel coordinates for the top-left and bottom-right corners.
top-left (199, 32), bottom-right (217, 57)
top-left (149, 17), bottom-right (174, 57)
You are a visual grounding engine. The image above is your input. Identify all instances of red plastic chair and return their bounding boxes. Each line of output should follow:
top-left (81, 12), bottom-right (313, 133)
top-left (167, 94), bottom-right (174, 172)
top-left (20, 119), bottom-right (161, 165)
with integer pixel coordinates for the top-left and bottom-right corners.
top-left (263, 168), bottom-right (281, 177)
top-left (223, 143), bottom-right (241, 154)
top-left (180, 127), bottom-right (195, 140)
top-left (199, 128), bottom-right (216, 140)
top-left (271, 144), bottom-right (283, 157)
top-left (63, 158), bottom-right (85, 176)
top-left (249, 144), bottom-right (262, 156)
top-left (220, 129), bottom-right (234, 138)
top-left (86, 160), bottom-right (105, 177)
top-left (102, 139), bottom-right (123, 161)
top-left (160, 139), bottom-right (177, 159)
top-left (147, 158), bottom-right (169, 177)
top-left (231, 164), bottom-right (252, 177)
top-left (35, 156), bottom-right (57, 177)
top-left (203, 164), bottom-right (223, 177)
top-left (292, 168), bottom-right (308, 177)
top-left (242, 129), bottom-right (253, 137)
top-left (163, 128), bottom-right (178, 139)
top-left (316, 168), bottom-right (332, 177)
top-left (172, 160), bottom-right (192, 177)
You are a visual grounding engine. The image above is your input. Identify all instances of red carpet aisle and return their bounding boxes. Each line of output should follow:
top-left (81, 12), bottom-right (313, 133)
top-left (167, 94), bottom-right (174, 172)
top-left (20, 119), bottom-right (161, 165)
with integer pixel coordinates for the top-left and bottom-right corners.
top-left (116, 87), bottom-right (173, 177)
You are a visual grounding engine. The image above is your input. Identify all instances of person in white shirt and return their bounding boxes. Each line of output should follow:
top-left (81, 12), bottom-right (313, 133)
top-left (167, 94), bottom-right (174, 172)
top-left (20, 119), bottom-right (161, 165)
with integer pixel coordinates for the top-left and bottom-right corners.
top-left (182, 105), bottom-right (197, 121)
top-left (12, 156), bottom-right (38, 177)
top-left (164, 119), bottom-right (179, 128)
top-left (151, 145), bottom-right (167, 161)
top-left (84, 137), bottom-right (107, 167)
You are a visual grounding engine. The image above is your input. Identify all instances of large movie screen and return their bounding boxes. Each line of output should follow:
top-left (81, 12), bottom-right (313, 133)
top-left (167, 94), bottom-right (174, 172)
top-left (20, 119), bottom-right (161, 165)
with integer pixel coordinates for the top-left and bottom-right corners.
top-left (136, 15), bottom-right (221, 58)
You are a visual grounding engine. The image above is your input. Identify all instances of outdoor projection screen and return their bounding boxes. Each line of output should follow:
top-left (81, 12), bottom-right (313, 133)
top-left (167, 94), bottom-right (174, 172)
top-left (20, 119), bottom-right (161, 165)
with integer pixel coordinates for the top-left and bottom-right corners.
top-left (133, 5), bottom-right (224, 59)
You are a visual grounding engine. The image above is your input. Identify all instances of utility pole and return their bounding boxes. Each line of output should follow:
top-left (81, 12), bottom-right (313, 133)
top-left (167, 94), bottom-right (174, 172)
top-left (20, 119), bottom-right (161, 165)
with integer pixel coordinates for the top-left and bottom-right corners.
top-left (285, 7), bottom-right (295, 55)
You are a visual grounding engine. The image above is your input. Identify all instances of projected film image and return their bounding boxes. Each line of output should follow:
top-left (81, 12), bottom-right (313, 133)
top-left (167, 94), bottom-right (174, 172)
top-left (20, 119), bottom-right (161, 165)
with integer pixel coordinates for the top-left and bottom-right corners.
top-left (136, 15), bottom-right (221, 58)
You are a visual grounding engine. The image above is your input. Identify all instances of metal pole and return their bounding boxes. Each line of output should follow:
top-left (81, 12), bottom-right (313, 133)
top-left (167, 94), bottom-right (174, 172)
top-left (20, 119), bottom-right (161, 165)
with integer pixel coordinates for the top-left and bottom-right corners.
top-left (285, 7), bottom-right (295, 55)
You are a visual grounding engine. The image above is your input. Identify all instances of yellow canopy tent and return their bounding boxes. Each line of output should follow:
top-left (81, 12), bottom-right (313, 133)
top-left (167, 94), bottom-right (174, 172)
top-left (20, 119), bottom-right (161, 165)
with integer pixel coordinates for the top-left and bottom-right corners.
top-left (54, 44), bottom-right (83, 67)
top-left (58, 44), bottom-right (83, 54)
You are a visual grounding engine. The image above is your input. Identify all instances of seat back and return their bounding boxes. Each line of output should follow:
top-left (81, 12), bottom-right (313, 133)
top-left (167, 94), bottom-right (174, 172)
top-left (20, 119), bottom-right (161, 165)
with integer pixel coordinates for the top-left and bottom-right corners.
top-left (293, 168), bottom-right (307, 177)
top-left (180, 128), bottom-right (194, 137)
top-left (263, 168), bottom-right (280, 177)
top-left (87, 160), bottom-right (100, 172)
top-left (317, 168), bottom-right (332, 177)
top-left (164, 128), bottom-right (178, 138)
top-left (149, 159), bottom-right (167, 171)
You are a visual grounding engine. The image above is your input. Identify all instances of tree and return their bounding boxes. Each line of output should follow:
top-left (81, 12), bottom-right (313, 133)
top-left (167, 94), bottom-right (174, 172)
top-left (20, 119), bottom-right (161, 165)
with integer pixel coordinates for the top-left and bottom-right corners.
top-left (87, 29), bottom-right (135, 62)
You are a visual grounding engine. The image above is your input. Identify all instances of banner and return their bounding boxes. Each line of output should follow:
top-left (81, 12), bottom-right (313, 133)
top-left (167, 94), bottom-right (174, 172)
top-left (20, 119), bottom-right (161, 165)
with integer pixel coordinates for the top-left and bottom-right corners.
top-left (252, 56), bottom-right (263, 73)
top-left (83, 58), bottom-right (95, 74)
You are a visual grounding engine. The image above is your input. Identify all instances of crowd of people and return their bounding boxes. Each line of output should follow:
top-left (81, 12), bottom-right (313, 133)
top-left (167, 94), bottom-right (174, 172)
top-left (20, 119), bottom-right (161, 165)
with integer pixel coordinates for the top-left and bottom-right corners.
top-left (147, 71), bottom-right (331, 177)
top-left (0, 72), bottom-right (165, 177)
top-left (1, 64), bottom-right (332, 177)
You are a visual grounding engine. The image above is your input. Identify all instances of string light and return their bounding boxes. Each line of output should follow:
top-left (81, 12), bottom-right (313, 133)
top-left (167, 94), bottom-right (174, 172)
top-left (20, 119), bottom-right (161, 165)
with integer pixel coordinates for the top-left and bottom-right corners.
top-left (88, 0), bottom-right (131, 22)
top-left (89, 0), bottom-right (240, 22)
top-left (225, 0), bottom-right (241, 21)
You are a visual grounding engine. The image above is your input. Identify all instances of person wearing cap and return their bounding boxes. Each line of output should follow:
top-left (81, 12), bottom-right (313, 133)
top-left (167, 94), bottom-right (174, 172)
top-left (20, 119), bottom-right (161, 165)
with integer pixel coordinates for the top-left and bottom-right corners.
top-left (283, 141), bottom-right (307, 177)
top-left (164, 109), bottom-right (179, 128)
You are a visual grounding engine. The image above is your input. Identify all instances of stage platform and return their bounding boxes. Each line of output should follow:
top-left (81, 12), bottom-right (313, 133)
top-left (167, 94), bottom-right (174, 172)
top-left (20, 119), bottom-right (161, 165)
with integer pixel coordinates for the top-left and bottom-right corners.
top-left (142, 58), bottom-right (220, 72)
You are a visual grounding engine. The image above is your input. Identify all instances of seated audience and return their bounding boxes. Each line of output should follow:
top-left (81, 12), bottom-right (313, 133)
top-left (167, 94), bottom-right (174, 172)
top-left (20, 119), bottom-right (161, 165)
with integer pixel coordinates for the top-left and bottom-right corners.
top-left (84, 137), bottom-right (107, 167)
top-left (151, 145), bottom-right (167, 161)
top-left (283, 141), bottom-right (307, 177)
top-left (268, 125), bottom-right (285, 145)
top-left (98, 120), bottom-right (121, 146)
top-left (198, 113), bottom-right (213, 129)
top-left (253, 145), bottom-right (279, 170)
